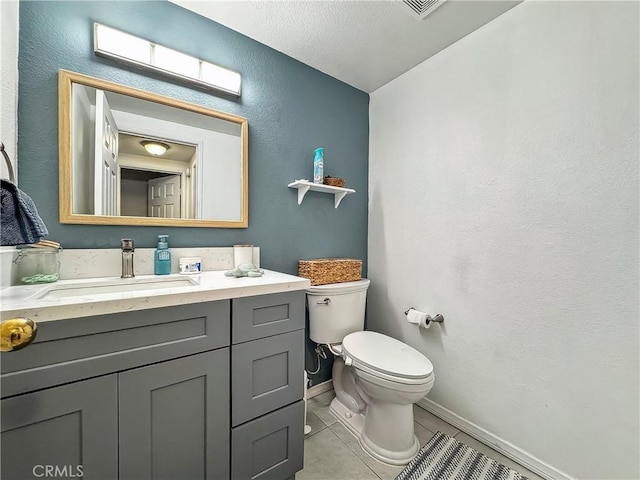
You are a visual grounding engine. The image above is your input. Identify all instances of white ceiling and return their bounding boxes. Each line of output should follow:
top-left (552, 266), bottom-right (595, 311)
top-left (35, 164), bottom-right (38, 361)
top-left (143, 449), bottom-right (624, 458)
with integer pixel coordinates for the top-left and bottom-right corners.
top-left (171, 0), bottom-right (521, 93)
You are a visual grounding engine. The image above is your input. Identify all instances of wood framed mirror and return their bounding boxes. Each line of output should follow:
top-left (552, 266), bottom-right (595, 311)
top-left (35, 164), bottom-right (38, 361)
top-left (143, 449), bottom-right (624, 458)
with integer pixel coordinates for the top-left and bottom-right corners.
top-left (58, 69), bottom-right (248, 228)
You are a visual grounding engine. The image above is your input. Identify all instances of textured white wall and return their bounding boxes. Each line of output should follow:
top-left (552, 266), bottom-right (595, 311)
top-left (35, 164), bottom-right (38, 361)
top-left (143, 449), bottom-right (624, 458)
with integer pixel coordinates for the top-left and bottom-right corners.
top-left (199, 130), bottom-right (241, 221)
top-left (368, 2), bottom-right (639, 479)
top-left (1, 1), bottom-right (19, 182)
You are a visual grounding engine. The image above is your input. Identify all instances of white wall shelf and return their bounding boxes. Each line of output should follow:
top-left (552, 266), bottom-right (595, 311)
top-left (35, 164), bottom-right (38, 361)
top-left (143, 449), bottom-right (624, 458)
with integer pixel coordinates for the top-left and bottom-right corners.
top-left (287, 180), bottom-right (355, 209)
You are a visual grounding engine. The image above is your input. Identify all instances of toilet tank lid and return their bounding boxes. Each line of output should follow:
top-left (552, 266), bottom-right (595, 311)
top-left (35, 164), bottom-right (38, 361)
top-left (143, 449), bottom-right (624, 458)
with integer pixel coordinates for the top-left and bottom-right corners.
top-left (342, 331), bottom-right (433, 379)
top-left (305, 279), bottom-right (370, 295)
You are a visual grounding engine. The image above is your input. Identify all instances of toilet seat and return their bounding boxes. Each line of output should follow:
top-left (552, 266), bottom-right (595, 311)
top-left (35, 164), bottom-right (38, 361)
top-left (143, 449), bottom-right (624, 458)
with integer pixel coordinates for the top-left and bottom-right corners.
top-left (342, 331), bottom-right (433, 385)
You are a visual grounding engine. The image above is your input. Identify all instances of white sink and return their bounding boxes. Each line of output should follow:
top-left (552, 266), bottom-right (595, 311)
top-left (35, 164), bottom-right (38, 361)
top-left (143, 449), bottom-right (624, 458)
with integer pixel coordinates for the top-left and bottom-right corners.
top-left (35, 276), bottom-right (199, 300)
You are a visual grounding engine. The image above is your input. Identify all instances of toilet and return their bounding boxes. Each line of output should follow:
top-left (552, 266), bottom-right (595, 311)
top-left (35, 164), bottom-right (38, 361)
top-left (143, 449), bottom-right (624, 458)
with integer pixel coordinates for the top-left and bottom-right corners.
top-left (306, 279), bottom-right (434, 466)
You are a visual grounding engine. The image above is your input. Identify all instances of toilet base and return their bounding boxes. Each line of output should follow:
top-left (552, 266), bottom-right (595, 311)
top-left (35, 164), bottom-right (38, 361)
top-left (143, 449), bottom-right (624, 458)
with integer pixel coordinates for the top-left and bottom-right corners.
top-left (329, 397), bottom-right (420, 466)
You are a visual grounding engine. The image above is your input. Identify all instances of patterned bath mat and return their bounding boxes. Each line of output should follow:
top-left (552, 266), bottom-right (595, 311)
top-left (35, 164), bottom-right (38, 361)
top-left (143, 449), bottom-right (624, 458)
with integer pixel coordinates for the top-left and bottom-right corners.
top-left (395, 431), bottom-right (529, 480)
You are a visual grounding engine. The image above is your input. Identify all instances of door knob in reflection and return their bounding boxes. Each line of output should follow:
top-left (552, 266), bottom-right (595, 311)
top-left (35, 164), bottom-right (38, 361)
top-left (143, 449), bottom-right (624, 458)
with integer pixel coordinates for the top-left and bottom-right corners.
top-left (1, 318), bottom-right (38, 352)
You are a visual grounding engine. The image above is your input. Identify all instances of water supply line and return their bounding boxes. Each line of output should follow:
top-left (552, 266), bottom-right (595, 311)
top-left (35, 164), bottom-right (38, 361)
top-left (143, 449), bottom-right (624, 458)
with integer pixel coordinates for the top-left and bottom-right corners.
top-left (327, 343), bottom-right (342, 356)
top-left (306, 344), bottom-right (327, 376)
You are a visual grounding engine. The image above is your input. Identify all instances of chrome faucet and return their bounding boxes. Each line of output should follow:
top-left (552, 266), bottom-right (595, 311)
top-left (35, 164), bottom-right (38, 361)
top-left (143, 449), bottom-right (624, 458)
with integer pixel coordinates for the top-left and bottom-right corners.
top-left (121, 239), bottom-right (135, 278)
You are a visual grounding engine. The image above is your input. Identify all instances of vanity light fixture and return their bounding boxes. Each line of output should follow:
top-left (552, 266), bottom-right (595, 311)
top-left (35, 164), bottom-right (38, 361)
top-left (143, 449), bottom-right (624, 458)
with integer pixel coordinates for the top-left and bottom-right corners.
top-left (141, 141), bottom-right (170, 156)
top-left (93, 23), bottom-right (242, 97)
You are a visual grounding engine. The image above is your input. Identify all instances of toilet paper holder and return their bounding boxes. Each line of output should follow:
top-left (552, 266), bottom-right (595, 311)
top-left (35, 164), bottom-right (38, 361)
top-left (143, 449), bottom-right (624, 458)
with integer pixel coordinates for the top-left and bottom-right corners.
top-left (404, 308), bottom-right (444, 323)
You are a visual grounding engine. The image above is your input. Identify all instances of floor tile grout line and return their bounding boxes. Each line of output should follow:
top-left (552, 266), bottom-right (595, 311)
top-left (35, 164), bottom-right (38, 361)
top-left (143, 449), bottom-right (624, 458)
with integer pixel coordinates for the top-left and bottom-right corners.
top-left (328, 423), bottom-right (403, 480)
top-left (325, 424), bottom-right (383, 479)
top-left (415, 419), bottom-right (460, 437)
top-left (415, 423), bottom-right (438, 441)
top-left (304, 425), bottom-right (327, 438)
top-left (413, 409), bottom-right (460, 437)
top-left (325, 422), bottom-right (384, 479)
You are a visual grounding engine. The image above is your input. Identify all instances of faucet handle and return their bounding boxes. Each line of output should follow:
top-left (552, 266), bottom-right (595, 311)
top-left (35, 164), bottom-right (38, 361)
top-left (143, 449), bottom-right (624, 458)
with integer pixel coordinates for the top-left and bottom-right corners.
top-left (121, 238), bottom-right (134, 251)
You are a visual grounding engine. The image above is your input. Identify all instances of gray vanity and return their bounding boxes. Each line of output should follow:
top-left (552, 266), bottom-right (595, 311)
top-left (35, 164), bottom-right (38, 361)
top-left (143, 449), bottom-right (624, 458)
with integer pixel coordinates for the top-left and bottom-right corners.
top-left (0, 273), bottom-right (308, 480)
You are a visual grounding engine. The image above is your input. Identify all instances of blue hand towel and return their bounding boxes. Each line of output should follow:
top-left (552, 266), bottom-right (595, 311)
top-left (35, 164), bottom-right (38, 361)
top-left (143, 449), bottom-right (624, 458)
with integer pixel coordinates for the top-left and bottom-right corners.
top-left (1, 179), bottom-right (49, 246)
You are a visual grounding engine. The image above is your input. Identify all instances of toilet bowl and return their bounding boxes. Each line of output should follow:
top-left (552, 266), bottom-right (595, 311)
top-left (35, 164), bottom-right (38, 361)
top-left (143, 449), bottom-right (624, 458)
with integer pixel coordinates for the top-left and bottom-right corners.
top-left (330, 331), bottom-right (434, 465)
top-left (306, 280), bottom-right (435, 465)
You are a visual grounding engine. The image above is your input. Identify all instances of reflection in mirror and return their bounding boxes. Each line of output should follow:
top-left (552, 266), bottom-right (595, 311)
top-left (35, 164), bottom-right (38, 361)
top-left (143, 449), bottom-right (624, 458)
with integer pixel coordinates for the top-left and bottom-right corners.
top-left (118, 134), bottom-right (197, 218)
top-left (59, 69), bottom-right (248, 228)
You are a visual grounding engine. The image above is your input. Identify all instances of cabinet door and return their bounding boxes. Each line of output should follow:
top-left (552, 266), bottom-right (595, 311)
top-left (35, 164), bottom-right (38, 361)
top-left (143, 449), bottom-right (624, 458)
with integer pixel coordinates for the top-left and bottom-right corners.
top-left (119, 349), bottom-right (230, 480)
top-left (1, 375), bottom-right (118, 480)
top-left (232, 400), bottom-right (304, 480)
top-left (232, 330), bottom-right (304, 426)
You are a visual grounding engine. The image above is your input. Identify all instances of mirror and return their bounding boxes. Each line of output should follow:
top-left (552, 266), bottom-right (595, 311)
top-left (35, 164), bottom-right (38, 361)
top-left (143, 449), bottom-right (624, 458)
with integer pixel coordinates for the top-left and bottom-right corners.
top-left (58, 69), bottom-right (248, 227)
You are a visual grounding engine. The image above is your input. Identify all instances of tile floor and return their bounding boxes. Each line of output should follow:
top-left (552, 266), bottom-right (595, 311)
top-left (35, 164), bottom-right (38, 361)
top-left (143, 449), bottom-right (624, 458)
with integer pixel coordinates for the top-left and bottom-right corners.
top-left (298, 391), bottom-right (545, 480)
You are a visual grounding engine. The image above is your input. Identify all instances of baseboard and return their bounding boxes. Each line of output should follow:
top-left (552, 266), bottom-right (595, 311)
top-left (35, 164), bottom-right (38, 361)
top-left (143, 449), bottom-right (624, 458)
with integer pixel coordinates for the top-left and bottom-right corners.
top-left (417, 398), bottom-right (574, 480)
top-left (306, 380), bottom-right (333, 399)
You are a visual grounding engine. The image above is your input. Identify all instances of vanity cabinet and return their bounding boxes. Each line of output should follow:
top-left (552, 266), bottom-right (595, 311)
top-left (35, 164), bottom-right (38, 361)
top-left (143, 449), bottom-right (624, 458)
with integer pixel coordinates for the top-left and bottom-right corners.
top-left (0, 291), bottom-right (306, 480)
top-left (230, 292), bottom-right (306, 480)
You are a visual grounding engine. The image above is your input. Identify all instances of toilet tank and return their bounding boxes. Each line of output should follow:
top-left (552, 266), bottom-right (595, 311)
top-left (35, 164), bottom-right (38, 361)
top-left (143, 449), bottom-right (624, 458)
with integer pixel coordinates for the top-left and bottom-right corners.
top-left (306, 279), bottom-right (370, 344)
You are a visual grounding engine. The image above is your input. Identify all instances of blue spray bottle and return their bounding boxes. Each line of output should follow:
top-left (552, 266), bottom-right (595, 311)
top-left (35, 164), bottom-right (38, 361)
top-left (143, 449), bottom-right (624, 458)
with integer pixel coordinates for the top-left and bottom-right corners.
top-left (313, 147), bottom-right (324, 184)
top-left (154, 235), bottom-right (171, 275)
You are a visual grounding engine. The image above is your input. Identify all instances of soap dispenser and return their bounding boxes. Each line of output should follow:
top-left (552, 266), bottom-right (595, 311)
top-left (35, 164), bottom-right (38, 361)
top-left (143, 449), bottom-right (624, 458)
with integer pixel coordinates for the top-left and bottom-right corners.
top-left (154, 235), bottom-right (171, 275)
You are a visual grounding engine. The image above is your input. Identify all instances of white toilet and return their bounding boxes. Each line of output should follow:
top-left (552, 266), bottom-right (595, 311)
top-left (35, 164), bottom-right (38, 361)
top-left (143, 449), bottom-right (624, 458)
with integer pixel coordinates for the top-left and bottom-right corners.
top-left (306, 279), bottom-right (434, 466)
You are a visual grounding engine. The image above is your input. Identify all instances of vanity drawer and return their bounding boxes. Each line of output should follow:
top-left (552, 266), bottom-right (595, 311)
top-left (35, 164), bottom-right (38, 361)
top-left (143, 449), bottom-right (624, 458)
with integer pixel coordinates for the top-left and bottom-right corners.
top-left (1, 301), bottom-right (230, 398)
top-left (232, 291), bottom-right (304, 344)
top-left (231, 329), bottom-right (304, 426)
top-left (231, 400), bottom-right (304, 480)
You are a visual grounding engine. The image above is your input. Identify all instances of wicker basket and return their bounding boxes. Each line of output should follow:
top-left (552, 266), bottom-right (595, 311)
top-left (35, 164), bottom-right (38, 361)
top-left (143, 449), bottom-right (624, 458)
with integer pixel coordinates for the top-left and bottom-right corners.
top-left (298, 258), bottom-right (362, 286)
top-left (323, 176), bottom-right (345, 188)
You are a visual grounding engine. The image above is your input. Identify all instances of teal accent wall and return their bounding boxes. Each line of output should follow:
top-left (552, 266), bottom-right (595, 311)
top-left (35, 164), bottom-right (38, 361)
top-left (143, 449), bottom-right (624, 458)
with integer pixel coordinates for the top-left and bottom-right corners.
top-left (18, 1), bottom-right (369, 280)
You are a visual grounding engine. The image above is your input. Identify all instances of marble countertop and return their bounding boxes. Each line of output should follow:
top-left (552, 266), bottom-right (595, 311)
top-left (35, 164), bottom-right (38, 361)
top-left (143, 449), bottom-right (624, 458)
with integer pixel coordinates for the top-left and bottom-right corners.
top-left (0, 270), bottom-right (310, 323)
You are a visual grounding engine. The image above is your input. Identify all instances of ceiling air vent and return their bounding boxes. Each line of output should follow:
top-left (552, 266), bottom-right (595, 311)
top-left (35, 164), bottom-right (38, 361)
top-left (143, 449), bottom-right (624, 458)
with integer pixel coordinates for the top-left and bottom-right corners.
top-left (401, 0), bottom-right (447, 20)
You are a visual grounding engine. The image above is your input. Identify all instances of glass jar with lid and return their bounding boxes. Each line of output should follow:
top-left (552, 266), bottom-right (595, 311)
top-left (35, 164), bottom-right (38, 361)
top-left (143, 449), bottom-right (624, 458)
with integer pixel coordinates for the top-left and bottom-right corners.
top-left (14, 246), bottom-right (61, 284)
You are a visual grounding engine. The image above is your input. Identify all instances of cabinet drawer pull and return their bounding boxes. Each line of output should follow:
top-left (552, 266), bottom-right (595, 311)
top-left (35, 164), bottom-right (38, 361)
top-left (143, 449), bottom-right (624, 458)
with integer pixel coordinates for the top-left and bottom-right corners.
top-left (1, 317), bottom-right (38, 352)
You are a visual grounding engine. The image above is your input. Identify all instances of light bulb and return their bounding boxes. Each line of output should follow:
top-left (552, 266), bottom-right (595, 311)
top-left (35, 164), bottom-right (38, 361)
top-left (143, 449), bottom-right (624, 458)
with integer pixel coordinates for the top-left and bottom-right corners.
top-left (142, 141), bottom-right (169, 156)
